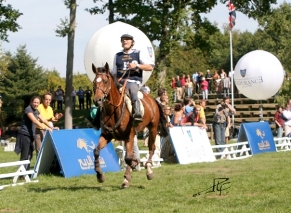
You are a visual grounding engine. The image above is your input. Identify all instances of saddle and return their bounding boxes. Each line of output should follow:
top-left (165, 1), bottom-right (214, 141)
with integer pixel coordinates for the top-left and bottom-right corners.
top-left (119, 87), bottom-right (145, 117)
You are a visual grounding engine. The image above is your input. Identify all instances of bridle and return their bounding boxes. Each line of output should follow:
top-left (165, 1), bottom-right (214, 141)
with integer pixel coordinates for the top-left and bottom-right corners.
top-left (93, 71), bottom-right (112, 107)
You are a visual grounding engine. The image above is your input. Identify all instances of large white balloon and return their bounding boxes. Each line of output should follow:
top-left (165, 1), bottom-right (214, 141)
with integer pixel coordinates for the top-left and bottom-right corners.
top-left (234, 50), bottom-right (284, 100)
top-left (84, 21), bottom-right (155, 85)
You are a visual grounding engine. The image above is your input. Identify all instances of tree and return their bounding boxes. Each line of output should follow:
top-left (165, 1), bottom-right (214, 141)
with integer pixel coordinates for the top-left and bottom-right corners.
top-left (56, 0), bottom-right (77, 129)
top-left (0, 45), bottom-right (46, 122)
top-left (0, 0), bottom-right (22, 42)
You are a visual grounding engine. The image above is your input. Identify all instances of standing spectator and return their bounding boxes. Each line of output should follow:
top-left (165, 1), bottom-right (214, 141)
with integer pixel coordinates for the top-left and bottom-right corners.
top-left (185, 77), bottom-right (194, 97)
top-left (223, 73), bottom-right (231, 97)
top-left (77, 87), bottom-right (85, 110)
top-left (171, 77), bottom-right (177, 102)
top-left (14, 96), bottom-right (53, 170)
top-left (155, 88), bottom-right (167, 104)
top-left (55, 86), bottom-right (64, 110)
top-left (274, 106), bottom-right (284, 138)
top-left (160, 94), bottom-right (169, 108)
top-left (175, 76), bottom-right (183, 101)
top-left (85, 86), bottom-right (93, 109)
top-left (192, 71), bottom-right (199, 94)
top-left (200, 77), bottom-right (209, 100)
top-left (220, 69), bottom-right (226, 79)
top-left (160, 105), bottom-right (177, 163)
top-left (50, 88), bottom-right (56, 109)
top-left (141, 84), bottom-right (151, 94)
top-left (282, 103), bottom-right (291, 137)
top-left (181, 74), bottom-right (186, 99)
top-left (205, 70), bottom-right (213, 93)
top-left (71, 87), bottom-right (77, 110)
top-left (35, 93), bottom-right (63, 156)
top-left (213, 96), bottom-right (235, 153)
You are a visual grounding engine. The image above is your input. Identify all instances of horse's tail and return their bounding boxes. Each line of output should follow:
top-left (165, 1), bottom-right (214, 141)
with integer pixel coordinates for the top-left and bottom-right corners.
top-left (155, 100), bottom-right (168, 137)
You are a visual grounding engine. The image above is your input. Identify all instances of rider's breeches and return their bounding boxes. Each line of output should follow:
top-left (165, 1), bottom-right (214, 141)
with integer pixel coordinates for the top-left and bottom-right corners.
top-left (126, 82), bottom-right (139, 102)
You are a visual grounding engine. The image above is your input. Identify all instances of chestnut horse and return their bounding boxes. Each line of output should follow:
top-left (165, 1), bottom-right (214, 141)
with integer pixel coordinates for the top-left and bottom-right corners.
top-left (91, 63), bottom-right (168, 188)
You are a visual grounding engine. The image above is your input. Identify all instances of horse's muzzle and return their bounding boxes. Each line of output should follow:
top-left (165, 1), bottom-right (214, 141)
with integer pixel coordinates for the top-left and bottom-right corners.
top-left (94, 99), bottom-right (102, 107)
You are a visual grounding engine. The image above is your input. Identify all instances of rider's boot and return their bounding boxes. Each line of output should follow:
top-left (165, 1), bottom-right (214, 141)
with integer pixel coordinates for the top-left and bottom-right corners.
top-left (132, 100), bottom-right (142, 126)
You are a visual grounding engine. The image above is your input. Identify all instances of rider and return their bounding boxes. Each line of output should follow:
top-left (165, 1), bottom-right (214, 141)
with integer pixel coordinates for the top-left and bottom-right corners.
top-left (112, 34), bottom-right (155, 124)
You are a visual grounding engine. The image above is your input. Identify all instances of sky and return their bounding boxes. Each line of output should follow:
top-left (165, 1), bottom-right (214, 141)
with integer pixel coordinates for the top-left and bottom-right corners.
top-left (0, 0), bottom-right (285, 78)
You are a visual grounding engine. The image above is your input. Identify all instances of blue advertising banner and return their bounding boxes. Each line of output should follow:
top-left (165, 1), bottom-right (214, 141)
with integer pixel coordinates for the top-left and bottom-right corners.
top-left (237, 122), bottom-right (276, 155)
top-left (33, 129), bottom-right (120, 178)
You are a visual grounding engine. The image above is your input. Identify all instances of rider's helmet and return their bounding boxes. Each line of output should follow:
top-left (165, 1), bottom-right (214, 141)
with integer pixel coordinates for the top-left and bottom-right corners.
top-left (120, 34), bottom-right (135, 46)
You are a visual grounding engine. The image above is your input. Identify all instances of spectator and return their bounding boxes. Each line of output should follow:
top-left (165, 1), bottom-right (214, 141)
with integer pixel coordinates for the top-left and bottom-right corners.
top-left (188, 105), bottom-right (208, 129)
top-left (213, 96), bottom-right (235, 153)
top-left (171, 102), bottom-right (185, 126)
top-left (181, 74), bottom-right (186, 99)
top-left (77, 87), bottom-right (85, 110)
top-left (192, 71), bottom-right (199, 94)
top-left (220, 69), bottom-right (226, 79)
top-left (35, 92), bottom-right (63, 157)
top-left (14, 96), bottom-right (53, 170)
top-left (282, 103), bottom-right (291, 137)
top-left (155, 88), bottom-right (167, 104)
top-left (200, 77), bottom-right (209, 100)
top-left (274, 106), bottom-right (284, 138)
top-left (205, 70), bottom-right (213, 93)
top-left (160, 105), bottom-right (177, 163)
top-left (171, 77), bottom-right (177, 102)
top-left (223, 73), bottom-right (231, 97)
top-left (160, 94), bottom-right (169, 108)
top-left (85, 86), bottom-right (93, 109)
top-left (225, 115), bottom-right (231, 144)
top-left (185, 77), bottom-right (194, 97)
top-left (71, 87), bottom-right (77, 110)
top-left (199, 99), bottom-right (207, 125)
top-left (175, 76), bottom-right (183, 101)
top-left (184, 96), bottom-right (195, 116)
top-left (55, 86), bottom-right (64, 110)
top-left (50, 88), bottom-right (56, 109)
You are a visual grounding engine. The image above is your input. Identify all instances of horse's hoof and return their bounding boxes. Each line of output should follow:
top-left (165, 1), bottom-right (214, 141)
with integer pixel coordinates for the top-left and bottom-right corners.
top-left (96, 174), bottom-right (105, 183)
top-left (146, 172), bottom-right (154, 180)
top-left (121, 182), bottom-right (130, 188)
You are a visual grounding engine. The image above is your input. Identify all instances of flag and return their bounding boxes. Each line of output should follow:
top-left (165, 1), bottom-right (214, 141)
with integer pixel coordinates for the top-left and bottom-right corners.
top-left (228, 0), bottom-right (236, 29)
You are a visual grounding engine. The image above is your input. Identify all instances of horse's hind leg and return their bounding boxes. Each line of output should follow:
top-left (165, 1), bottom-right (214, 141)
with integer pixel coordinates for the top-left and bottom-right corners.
top-left (145, 127), bottom-right (157, 180)
top-left (94, 135), bottom-right (109, 183)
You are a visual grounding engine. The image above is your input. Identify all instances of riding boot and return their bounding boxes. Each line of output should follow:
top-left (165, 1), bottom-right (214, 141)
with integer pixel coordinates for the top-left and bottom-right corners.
top-left (132, 100), bottom-right (142, 126)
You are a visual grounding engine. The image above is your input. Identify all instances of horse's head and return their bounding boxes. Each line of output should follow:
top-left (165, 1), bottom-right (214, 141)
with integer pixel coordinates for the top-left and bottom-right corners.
top-left (92, 62), bottom-right (112, 106)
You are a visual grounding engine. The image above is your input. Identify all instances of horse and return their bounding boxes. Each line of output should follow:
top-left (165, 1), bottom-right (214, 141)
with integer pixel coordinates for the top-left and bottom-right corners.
top-left (91, 62), bottom-right (168, 188)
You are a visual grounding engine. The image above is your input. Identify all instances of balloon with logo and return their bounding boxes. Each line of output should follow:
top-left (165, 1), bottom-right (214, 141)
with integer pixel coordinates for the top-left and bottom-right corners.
top-left (84, 21), bottom-right (154, 86)
top-left (234, 50), bottom-right (284, 100)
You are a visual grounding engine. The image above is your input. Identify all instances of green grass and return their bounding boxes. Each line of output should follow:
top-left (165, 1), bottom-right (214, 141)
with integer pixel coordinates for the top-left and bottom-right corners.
top-left (1, 146), bottom-right (291, 212)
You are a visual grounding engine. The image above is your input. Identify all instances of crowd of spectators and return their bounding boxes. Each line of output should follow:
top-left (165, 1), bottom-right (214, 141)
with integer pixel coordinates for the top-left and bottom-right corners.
top-left (49, 86), bottom-right (93, 110)
top-left (171, 69), bottom-right (234, 102)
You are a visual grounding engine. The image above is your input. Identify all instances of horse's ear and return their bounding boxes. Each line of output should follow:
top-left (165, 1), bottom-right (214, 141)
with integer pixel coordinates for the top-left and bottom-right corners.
top-left (104, 62), bottom-right (109, 74)
top-left (92, 63), bottom-right (97, 74)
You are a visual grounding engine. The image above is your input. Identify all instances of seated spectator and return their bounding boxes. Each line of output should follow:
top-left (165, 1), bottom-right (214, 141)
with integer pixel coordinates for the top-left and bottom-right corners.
top-left (184, 96), bottom-right (195, 116)
top-left (171, 102), bottom-right (185, 126)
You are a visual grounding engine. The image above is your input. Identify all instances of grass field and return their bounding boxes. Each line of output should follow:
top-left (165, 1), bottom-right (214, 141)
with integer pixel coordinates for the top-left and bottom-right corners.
top-left (1, 144), bottom-right (291, 213)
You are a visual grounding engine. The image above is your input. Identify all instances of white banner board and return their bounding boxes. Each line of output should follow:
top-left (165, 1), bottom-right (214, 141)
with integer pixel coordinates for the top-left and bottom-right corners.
top-left (169, 127), bottom-right (216, 164)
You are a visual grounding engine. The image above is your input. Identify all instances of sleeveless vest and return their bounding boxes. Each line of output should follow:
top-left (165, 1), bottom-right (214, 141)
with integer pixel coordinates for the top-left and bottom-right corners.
top-left (116, 50), bottom-right (142, 82)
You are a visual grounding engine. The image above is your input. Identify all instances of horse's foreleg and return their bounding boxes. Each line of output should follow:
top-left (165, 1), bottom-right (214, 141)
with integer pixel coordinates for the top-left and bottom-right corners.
top-left (94, 135), bottom-right (108, 183)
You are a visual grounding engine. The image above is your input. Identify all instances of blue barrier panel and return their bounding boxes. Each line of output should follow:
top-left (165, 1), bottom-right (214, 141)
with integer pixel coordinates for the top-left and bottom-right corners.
top-left (237, 122), bottom-right (276, 155)
top-left (34, 128), bottom-right (120, 178)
